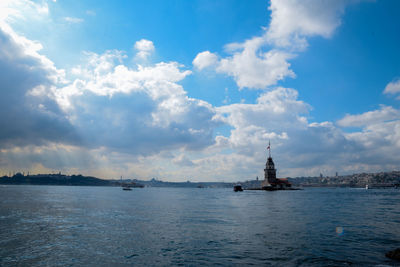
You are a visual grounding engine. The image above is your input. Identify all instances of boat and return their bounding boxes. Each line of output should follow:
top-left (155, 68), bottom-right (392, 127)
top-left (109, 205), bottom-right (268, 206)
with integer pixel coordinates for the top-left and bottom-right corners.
top-left (365, 184), bottom-right (369, 190)
top-left (122, 186), bottom-right (132, 191)
top-left (233, 184), bottom-right (243, 192)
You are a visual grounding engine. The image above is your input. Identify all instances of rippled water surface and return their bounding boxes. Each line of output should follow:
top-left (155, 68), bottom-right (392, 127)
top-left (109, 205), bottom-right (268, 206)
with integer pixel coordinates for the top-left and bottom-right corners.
top-left (1, 185), bottom-right (400, 266)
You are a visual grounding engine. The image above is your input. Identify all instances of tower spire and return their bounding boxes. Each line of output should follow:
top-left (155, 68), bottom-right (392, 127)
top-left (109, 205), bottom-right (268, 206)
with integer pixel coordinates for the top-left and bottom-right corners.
top-left (269, 140), bottom-right (271, 158)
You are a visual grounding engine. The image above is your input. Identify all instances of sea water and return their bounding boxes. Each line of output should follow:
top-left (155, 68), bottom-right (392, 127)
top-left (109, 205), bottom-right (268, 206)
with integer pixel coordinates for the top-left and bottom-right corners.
top-left (0, 185), bottom-right (399, 266)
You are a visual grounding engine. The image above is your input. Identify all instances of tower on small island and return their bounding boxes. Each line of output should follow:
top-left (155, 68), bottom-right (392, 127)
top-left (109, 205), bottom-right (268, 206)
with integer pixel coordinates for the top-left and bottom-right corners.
top-left (262, 141), bottom-right (291, 189)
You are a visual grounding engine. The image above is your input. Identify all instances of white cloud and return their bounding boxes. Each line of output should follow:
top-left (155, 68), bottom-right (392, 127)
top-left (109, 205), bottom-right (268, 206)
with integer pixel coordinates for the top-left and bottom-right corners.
top-left (193, 36), bottom-right (296, 89)
top-left (217, 87), bottom-right (309, 131)
top-left (193, 0), bottom-right (361, 90)
top-left (214, 88), bottom-right (310, 160)
top-left (63, 17), bottom-right (84, 24)
top-left (2, 0), bottom-right (398, 181)
top-left (134, 39), bottom-right (155, 52)
top-left (59, 49), bottom-right (191, 104)
top-left (384, 78), bottom-right (400, 98)
top-left (0, 1), bottom-right (219, 176)
top-left (266, 0), bottom-right (350, 48)
top-left (337, 105), bottom-right (400, 127)
top-left (207, 87), bottom-right (400, 178)
top-left (0, 0), bottom-right (49, 25)
top-left (0, 2), bottom-right (76, 149)
top-left (336, 105), bottom-right (400, 168)
top-left (192, 51), bottom-right (218, 70)
top-left (51, 48), bottom-right (218, 155)
top-left (134, 39), bottom-right (155, 60)
top-left (173, 154), bottom-right (195, 167)
top-left (6, 84), bottom-right (398, 181)
top-left (0, 15), bottom-right (219, 177)
top-left (345, 120), bottom-right (400, 149)
top-left (217, 47), bottom-right (295, 89)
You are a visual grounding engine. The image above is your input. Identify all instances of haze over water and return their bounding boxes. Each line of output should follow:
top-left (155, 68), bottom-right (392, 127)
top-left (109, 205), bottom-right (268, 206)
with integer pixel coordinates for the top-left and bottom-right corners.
top-left (1, 185), bottom-right (399, 266)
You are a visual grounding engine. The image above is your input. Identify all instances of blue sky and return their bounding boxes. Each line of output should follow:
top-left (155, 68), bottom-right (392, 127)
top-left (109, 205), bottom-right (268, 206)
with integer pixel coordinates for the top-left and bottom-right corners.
top-left (0, 0), bottom-right (399, 181)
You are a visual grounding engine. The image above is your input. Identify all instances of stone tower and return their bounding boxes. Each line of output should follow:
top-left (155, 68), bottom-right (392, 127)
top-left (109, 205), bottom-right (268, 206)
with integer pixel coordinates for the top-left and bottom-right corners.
top-left (264, 141), bottom-right (277, 184)
top-left (264, 157), bottom-right (277, 184)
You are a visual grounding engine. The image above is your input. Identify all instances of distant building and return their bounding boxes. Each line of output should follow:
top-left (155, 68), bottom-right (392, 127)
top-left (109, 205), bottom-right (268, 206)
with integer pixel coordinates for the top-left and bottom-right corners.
top-left (261, 141), bottom-right (291, 189)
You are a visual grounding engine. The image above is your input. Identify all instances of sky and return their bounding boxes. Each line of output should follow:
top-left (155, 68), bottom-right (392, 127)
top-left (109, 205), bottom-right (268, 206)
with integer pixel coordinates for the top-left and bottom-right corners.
top-left (0, 0), bottom-right (399, 181)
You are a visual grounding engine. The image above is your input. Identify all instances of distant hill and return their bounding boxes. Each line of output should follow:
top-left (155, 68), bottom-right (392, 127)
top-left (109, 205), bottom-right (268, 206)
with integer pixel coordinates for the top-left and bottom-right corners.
top-left (0, 173), bottom-right (114, 186)
top-left (287, 171), bottom-right (400, 188)
top-left (2, 171), bottom-right (399, 188)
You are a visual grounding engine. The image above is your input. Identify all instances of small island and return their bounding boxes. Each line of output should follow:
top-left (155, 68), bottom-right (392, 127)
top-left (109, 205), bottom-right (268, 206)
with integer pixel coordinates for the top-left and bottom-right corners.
top-left (260, 142), bottom-right (293, 190)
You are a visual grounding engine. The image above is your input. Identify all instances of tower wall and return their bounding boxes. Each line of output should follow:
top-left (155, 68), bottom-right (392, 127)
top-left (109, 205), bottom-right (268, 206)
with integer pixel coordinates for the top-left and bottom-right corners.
top-left (264, 157), bottom-right (277, 184)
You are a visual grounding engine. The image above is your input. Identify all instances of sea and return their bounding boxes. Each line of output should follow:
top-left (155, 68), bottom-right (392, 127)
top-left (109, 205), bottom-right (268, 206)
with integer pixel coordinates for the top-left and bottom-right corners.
top-left (0, 185), bottom-right (399, 266)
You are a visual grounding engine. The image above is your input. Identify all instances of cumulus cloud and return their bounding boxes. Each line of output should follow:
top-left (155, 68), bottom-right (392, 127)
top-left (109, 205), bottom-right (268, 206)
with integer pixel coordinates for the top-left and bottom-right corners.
top-left (2, 0), bottom-right (398, 181)
top-left (346, 120), bottom-right (400, 152)
top-left (172, 154), bottom-right (195, 167)
top-left (192, 51), bottom-right (218, 70)
top-left (217, 87), bottom-right (309, 133)
top-left (0, 0), bottom-right (220, 177)
top-left (217, 47), bottom-right (295, 89)
top-left (337, 105), bottom-right (400, 155)
top-left (0, 8), bottom-right (77, 149)
top-left (52, 48), bottom-right (219, 155)
top-left (384, 78), bottom-right (400, 99)
top-left (338, 105), bottom-right (400, 127)
top-left (340, 109), bottom-right (400, 172)
top-left (0, 34), bottom-right (219, 178)
top-left (194, 40), bottom-right (297, 89)
top-left (193, 0), bottom-right (360, 90)
top-left (134, 39), bottom-right (155, 60)
top-left (194, 36), bottom-right (296, 89)
top-left (190, 96), bottom-right (347, 179)
top-left (0, 0), bottom-right (49, 26)
top-left (214, 87), bottom-right (310, 160)
top-left (266, 0), bottom-right (351, 48)
top-left (209, 87), bottom-right (400, 178)
top-left (0, 1), bottom-right (220, 176)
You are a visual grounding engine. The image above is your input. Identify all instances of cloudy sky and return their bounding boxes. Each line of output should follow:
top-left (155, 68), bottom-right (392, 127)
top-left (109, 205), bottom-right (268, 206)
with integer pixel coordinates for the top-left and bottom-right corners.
top-left (0, 0), bottom-right (399, 181)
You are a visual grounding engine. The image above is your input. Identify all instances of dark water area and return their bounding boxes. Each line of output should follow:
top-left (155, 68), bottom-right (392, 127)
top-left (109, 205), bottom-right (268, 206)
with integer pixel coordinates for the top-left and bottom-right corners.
top-left (0, 186), bottom-right (399, 266)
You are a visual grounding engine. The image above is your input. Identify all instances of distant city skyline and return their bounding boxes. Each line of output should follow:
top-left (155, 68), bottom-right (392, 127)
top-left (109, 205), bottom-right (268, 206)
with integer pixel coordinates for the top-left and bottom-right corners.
top-left (0, 0), bottom-right (399, 181)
